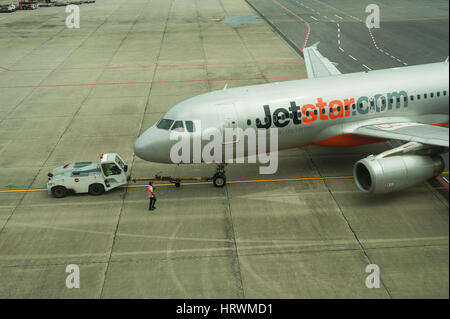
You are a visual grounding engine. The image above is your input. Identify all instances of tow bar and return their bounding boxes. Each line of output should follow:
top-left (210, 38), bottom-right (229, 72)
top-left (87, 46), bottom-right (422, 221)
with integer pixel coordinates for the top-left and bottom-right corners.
top-left (132, 175), bottom-right (211, 187)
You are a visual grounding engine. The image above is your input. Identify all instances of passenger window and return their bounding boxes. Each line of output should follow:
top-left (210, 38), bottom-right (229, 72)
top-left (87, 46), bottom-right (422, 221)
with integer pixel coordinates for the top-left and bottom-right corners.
top-left (424, 93), bottom-right (427, 99)
top-left (247, 119), bottom-right (251, 126)
top-left (171, 120), bottom-right (184, 132)
top-left (430, 92), bottom-right (434, 98)
top-left (157, 119), bottom-right (174, 130)
top-left (417, 94), bottom-right (421, 100)
top-left (444, 91), bottom-right (447, 96)
top-left (403, 97), bottom-right (407, 102)
top-left (185, 121), bottom-right (195, 132)
top-left (410, 95), bottom-right (414, 101)
top-left (437, 92), bottom-right (440, 97)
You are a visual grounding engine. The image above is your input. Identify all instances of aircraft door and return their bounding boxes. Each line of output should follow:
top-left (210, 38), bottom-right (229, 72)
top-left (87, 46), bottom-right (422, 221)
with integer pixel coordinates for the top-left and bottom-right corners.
top-left (218, 103), bottom-right (240, 144)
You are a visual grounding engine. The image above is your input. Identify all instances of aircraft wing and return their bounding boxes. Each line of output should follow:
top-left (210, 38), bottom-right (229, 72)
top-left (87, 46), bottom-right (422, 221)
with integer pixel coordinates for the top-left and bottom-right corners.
top-left (354, 122), bottom-right (449, 147)
top-left (303, 42), bottom-right (341, 78)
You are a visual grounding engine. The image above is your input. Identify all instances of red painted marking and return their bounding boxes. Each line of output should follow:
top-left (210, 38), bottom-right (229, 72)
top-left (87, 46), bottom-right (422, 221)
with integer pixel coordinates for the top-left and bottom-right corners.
top-left (272, 0), bottom-right (311, 52)
top-left (75, 178), bottom-right (79, 183)
top-left (2, 60), bottom-right (304, 73)
top-left (0, 76), bottom-right (306, 89)
top-left (435, 176), bottom-right (449, 190)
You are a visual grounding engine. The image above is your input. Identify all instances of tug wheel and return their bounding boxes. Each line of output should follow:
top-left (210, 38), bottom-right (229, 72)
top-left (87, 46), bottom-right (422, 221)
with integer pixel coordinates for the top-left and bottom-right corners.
top-left (51, 186), bottom-right (67, 198)
top-left (88, 183), bottom-right (105, 196)
top-left (213, 173), bottom-right (226, 187)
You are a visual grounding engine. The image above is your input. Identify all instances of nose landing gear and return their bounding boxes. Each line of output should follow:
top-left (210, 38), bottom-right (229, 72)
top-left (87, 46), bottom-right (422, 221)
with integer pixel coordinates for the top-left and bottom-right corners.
top-left (212, 163), bottom-right (226, 188)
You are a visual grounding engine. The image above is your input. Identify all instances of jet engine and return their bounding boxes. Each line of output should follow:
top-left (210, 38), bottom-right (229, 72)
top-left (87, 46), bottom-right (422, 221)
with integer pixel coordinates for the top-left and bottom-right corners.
top-left (353, 153), bottom-right (445, 194)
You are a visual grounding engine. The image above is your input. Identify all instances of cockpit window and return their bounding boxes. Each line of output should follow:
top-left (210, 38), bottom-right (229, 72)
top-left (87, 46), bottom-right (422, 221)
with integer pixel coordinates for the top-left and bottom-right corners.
top-left (171, 120), bottom-right (184, 132)
top-left (157, 119), bottom-right (174, 130)
top-left (185, 121), bottom-right (195, 132)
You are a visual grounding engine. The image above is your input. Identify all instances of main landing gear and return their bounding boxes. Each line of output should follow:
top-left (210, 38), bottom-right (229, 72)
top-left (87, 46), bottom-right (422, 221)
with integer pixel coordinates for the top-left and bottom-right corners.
top-left (212, 163), bottom-right (226, 188)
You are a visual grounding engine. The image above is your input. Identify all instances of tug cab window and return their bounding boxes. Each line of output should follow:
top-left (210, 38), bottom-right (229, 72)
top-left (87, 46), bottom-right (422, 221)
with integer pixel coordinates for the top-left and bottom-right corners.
top-left (171, 120), bottom-right (184, 132)
top-left (157, 119), bottom-right (174, 130)
top-left (102, 163), bottom-right (121, 176)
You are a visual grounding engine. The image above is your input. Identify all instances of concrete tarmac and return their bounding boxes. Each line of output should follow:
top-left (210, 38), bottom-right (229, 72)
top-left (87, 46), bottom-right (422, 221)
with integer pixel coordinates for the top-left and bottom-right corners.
top-left (0, 0), bottom-right (448, 298)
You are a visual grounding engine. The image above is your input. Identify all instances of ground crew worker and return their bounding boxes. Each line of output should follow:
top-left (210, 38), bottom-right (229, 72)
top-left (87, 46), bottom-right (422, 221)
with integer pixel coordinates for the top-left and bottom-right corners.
top-left (147, 182), bottom-right (156, 211)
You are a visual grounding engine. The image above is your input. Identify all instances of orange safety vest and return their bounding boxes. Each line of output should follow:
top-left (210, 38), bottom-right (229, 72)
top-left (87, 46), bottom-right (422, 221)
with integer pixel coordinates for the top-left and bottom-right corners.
top-left (147, 185), bottom-right (154, 197)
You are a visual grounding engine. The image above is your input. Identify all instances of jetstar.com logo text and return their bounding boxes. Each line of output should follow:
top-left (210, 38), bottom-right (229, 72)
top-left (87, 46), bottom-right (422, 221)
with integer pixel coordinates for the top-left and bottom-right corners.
top-left (256, 90), bottom-right (409, 128)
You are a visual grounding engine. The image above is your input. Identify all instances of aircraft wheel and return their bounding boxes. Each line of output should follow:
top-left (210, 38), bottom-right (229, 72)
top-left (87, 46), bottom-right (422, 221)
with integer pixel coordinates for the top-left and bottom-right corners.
top-left (51, 186), bottom-right (67, 198)
top-left (213, 173), bottom-right (226, 187)
top-left (89, 183), bottom-right (105, 196)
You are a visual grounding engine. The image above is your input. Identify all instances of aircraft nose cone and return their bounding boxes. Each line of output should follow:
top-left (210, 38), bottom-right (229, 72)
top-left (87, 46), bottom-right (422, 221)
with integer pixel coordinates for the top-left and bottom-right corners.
top-left (134, 127), bottom-right (169, 163)
top-left (134, 134), bottom-right (151, 161)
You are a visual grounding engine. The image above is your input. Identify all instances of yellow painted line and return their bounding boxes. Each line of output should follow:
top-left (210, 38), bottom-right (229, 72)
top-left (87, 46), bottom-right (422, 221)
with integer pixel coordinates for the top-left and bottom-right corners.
top-left (0, 188), bottom-right (47, 193)
top-left (227, 175), bottom-right (353, 184)
top-left (2, 174), bottom-right (447, 194)
top-left (0, 176), bottom-right (354, 193)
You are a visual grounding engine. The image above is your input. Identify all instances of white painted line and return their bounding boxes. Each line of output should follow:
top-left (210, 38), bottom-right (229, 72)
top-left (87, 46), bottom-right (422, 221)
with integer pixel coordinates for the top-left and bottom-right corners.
top-left (442, 176), bottom-right (449, 183)
top-left (310, 15), bottom-right (318, 21)
top-left (362, 64), bottom-right (372, 70)
top-left (335, 14), bottom-right (343, 19)
top-left (349, 55), bottom-right (357, 61)
top-left (339, 47), bottom-right (344, 52)
top-left (338, 39), bottom-right (341, 45)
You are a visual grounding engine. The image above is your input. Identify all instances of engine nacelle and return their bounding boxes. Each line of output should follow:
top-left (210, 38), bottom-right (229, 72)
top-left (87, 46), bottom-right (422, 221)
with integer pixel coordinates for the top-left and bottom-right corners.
top-left (353, 154), bottom-right (445, 194)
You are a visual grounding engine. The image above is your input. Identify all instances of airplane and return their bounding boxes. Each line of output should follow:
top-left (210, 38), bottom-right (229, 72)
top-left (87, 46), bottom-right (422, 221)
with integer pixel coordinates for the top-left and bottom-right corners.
top-left (134, 43), bottom-right (449, 194)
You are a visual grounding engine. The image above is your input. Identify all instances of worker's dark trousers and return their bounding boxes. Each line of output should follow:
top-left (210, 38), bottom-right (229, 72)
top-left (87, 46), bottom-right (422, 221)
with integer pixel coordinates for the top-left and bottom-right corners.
top-left (149, 197), bottom-right (156, 210)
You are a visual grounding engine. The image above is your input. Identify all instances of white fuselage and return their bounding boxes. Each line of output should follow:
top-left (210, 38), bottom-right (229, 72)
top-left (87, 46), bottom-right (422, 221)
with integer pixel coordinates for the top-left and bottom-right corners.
top-left (134, 61), bottom-right (449, 163)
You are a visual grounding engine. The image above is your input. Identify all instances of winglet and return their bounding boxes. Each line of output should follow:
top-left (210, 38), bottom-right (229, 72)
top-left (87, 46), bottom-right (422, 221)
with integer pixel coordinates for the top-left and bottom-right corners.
top-left (303, 42), bottom-right (341, 78)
